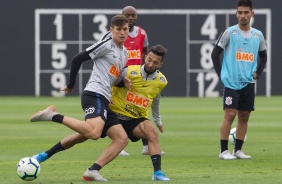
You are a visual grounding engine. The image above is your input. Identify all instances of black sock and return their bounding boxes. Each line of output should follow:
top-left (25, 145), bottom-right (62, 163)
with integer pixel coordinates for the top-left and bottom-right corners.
top-left (235, 139), bottom-right (244, 152)
top-left (220, 140), bottom-right (228, 153)
top-left (52, 114), bottom-right (64, 123)
top-left (151, 154), bottom-right (161, 172)
top-left (45, 142), bottom-right (65, 158)
top-left (142, 139), bottom-right (148, 146)
top-left (89, 163), bottom-right (102, 171)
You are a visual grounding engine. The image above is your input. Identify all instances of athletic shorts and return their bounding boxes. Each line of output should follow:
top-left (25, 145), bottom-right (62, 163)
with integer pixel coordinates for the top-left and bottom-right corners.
top-left (222, 83), bottom-right (255, 111)
top-left (120, 117), bottom-right (148, 142)
top-left (81, 90), bottom-right (120, 138)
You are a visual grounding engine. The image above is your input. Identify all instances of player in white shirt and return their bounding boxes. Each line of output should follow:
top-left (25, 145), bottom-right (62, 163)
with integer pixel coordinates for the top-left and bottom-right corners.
top-left (30, 14), bottom-right (130, 181)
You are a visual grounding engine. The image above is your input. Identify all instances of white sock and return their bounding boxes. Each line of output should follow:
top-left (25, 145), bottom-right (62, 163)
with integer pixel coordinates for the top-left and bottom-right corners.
top-left (143, 145), bottom-right (148, 152)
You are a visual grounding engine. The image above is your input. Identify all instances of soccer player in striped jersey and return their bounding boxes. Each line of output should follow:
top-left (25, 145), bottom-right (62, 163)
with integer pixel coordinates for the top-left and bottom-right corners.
top-left (211, 0), bottom-right (267, 160)
top-left (30, 14), bottom-right (130, 181)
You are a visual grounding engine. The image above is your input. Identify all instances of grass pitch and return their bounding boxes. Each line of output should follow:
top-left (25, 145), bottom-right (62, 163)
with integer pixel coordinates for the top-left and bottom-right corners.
top-left (0, 96), bottom-right (281, 184)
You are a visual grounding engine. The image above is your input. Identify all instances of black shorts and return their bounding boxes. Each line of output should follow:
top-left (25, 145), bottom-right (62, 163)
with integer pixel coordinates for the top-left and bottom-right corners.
top-left (81, 90), bottom-right (120, 138)
top-left (120, 118), bottom-right (148, 142)
top-left (222, 83), bottom-right (255, 111)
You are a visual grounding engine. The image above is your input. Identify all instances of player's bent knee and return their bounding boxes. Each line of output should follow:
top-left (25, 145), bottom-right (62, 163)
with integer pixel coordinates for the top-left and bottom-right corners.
top-left (86, 131), bottom-right (102, 140)
top-left (116, 135), bottom-right (129, 146)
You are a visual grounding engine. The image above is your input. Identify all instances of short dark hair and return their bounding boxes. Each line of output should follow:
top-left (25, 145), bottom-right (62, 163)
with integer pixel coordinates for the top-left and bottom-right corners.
top-left (237, 0), bottom-right (253, 10)
top-left (111, 14), bottom-right (129, 27)
top-left (150, 44), bottom-right (168, 61)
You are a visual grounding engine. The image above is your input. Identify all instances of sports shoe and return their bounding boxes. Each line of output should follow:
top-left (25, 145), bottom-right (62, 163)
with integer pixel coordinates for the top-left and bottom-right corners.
top-left (32, 152), bottom-right (49, 163)
top-left (142, 150), bottom-right (166, 155)
top-left (219, 150), bottom-right (236, 160)
top-left (232, 150), bottom-right (251, 159)
top-left (30, 105), bottom-right (58, 122)
top-left (119, 149), bottom-right (130, 156)
top-left (82, 169), bottom-right (108, 182)
top-left (152, 170), bottom-right (170, 181)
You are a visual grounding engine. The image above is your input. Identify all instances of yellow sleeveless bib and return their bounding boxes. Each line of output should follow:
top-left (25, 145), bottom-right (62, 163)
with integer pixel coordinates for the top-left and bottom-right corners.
top-left (110, 65), bottom-right (167, 118)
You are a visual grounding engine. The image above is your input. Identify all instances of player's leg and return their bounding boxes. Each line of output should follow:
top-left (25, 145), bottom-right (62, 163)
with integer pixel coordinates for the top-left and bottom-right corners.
top-left (219, 87), bottom-right (238, 160)
top-left (83, 110), bottom-right (128, 181)
top-left (33, 133), bottom-right (88, 163)
top-left (132, 120), bottom-right (170, 181)
top-left (133, 120), bottom-right (161, 155)
top-left (30, 106), bottom-right (105, 140)
top-left (233, 83), bottom-right (254, 159)
top-left (30, 91), bottom-right (107, 140)
top-left (232, 111), bottom-right (251, 159)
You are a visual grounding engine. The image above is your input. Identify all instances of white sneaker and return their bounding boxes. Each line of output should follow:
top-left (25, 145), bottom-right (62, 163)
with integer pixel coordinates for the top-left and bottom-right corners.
top-left (232, 150), bottom-right (251, 159)
top-left (219, 150), bottom-right (236, 160)
top-left (30, 105), bottom-right (58, 122)
top-left (119, 150), bottom-right (130, 156)
top-left (142, 150), bottom-right (166, 155)
top-left (82, 169), bottom-right (108, 182)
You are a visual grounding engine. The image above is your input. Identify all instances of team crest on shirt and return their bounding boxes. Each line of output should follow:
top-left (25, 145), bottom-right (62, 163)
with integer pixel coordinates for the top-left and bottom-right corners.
top-left (130, 70), bottom-right (138, 76)
top-left (160, 76), bottom-right (166, 83)
top-left (254, 33), bottom-right (259, 38)
top-left (225, 96), bottom-right (233, 106)
top-left (232, 30), bottom-right (238, 34)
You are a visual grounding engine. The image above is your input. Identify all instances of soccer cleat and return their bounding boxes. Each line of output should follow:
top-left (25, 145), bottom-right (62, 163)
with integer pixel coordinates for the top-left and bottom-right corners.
top-left (219, 150), bottom-right (236, 160)
top-left (152, 170), bottom-right (170, 181)
top-left (82, 169), bottom-right (108, 182)
top-left (142, 150), bottom-right (166, 155)
top-left (32, 152), bottom-right (49, 163)
top-left (30, 105), bottom-right (58, 122)
top-left (119, 149), bottom-right (130, 156)
top-left (232, 150), bottom-right (251, 159)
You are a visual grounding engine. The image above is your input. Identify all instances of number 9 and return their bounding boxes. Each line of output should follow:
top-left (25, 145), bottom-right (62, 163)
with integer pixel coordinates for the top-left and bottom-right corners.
top-left (51, 72), bottom-right (66, 97)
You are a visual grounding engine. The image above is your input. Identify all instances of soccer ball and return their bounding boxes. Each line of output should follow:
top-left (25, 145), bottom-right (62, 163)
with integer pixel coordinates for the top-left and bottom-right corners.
top-left (228, 127), bottom-right (247, 145)
top-left (17, 157), bottom-right (40, 181)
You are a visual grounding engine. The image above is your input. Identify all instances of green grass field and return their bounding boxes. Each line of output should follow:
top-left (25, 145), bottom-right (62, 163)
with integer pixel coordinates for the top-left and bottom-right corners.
top-left (0, 96), bottom-right (281, 184)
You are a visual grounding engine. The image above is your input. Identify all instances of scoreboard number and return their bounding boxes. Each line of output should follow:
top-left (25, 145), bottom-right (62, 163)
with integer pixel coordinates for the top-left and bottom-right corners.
top-left (196, 15), bottom-right (219, 97)
top-left (201, 14), bottom-right (218, 40)
top-left (53, 14), bottom-right (63, 40)
top-left (93, 14), bottom-right (108, 40)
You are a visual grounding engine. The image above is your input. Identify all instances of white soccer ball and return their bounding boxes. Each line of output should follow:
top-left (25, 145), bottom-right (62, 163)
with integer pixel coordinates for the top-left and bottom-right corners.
top-left (228, 127), bottom-right (247, 145)
top-left (17, 157), bottom-right (40, 181)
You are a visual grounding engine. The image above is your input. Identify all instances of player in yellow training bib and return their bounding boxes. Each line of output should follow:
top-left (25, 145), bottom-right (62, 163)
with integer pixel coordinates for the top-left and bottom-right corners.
top-left (110, 44), bottom-right (170, 181)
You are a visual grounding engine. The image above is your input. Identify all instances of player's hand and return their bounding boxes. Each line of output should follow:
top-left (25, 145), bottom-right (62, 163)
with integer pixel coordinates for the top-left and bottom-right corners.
top-left (253, 72), bottom-right (259, 80)
top-left (61, 86), bottom-right (72, 94)
top-left (123, 76), bottom-right (132, 90)
top-left (157, 125), bottom-right (164, 133)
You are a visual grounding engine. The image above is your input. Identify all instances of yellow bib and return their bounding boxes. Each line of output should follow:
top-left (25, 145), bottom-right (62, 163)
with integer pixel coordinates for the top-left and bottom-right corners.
top-left (110, 65), bottom-right (167, 118)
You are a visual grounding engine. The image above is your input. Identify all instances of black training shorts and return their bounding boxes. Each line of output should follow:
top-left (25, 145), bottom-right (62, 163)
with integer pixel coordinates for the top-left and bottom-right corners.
top-left (222, 83), bottom-right (255, 111)
top-left (81, 90), bottom-right (120, 138)
top-left (120, 118), bottom-right (148, 142)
